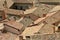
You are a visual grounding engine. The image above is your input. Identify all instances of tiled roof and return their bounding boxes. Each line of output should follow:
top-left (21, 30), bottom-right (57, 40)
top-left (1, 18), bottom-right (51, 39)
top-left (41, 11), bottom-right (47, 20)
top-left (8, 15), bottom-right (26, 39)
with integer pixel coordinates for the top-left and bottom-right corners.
top-left (39, 24), bottom-right (55, 34)
top-left (4, 20), bottom-right (23, 30)
top-left (34, 7), bottom-right (60, 24)
top-left (20, 17), bottom-right (33, 27)
top-left (5, 9), bottom-right (24, 16)
top-left (6, 0), bottom-right (14, 8)
top-left (50, 5), bottom-right (60, 12)
top-left (21, 23), bottom-right (44, 36)
top-left (13, 0), bottom-right (34, 3)
top-left (6, 0), bottom-right (34, 8)
top-left (25, 13), bottom-right (39, 21)
top-left (24, 7), bottom-right (37, 14)
top-left (0, 32), bottom-right (18, 40)
top-left (33, 4), bottom-right (55, 17)
top-left (45, 10), bottom-right (60, 24)
top-left (39, 0), bottom-right (60, 2)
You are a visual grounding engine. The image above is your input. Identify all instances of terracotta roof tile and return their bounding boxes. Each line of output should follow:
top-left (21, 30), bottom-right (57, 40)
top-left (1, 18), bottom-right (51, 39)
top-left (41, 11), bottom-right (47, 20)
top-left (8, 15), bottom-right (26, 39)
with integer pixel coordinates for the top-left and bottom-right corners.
top-left (13, 0), bottom-right (33, 3)
top-left (39, 0), bottom-right (60, 2)
top-left (21, 23), bottom-right (44, 36)
top-left (39, 24), bottom-right (55, 34)
top-left (33, 4), bottom-right (55, 17)
top-left (5, 9), bottom-right (24, 16)
top-left (4, 20), bottom-right (23, 30)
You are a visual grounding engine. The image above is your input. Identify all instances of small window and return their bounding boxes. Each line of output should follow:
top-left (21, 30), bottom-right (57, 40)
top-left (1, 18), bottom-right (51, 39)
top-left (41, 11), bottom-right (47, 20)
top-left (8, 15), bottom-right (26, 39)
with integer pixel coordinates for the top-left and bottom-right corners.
top-left (0, 16), bottom-right (2, 20)
top-left (57, 26), bottom-right (60, 32)
top-left (26, 36), bottom-right (30, 38)
top-left (58, 27), bottom-right (60, 30)
top-left (15, 6), bottom-right (17, 9)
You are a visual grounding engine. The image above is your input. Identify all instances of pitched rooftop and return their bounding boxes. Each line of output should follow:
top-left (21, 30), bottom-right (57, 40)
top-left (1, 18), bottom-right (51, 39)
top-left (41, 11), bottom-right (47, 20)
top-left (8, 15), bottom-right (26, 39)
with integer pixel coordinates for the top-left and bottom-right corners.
top-left (4, 20), bottom-right (24, 34)
top-left (33, 4), bottom-right (56, 17)
top-left (0, 32), bottom-right (18, 40)
top-left (20, 17), bottom-right (33, 27)
top-left (4, 20), bottom-right (23, 30)
top-left (12, 0), bottom-right (34, 3)
top-left (6, 0), bottom-right (36, 8)
top-left (21, 23), bottom-right (44, 36)
top-left (5, 9), bottom-right (24, 16)
top-left (34, 8), bottom-right (60, 24)
top-left (39, 0), bottom-right (60, 2)
top-left (39, 24), bottom-right (55, 34)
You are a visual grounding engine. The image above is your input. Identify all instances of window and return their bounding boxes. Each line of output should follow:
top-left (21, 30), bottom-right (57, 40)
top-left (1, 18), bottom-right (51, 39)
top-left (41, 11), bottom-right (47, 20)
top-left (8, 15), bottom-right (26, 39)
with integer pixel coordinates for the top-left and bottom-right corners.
top-left (26, 36), bottom-right (30, 38)
top-left (13, 6), bottom-right (17, 9)
top-left (20, 6), bottom-right (23, 10)
top-left (58, 27), bottom-right (60, 30)
top-left (14, 6), bottom-right (26, 11)
top-left (0, 16), bottom-right (2, 20)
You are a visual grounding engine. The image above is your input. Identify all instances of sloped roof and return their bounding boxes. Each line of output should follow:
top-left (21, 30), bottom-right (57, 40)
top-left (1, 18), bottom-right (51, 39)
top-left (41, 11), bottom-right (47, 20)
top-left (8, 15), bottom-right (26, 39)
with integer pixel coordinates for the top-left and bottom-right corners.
top-left (4, 20), bottom-right (23, 30)
top-left (39, 0), bottom-right (60, 2)
top-left (25, 13), bottom-right (39, 21)
top-left (6, 0), bottom-right (14, 8)
top-left (24, 7), bottom-right (37, 14)
top-left (39, 24), bottom-right (55, 34)
top-left (34, 6), bottom-right (60, 24)
top-left (34, 11), bottom-right (57, 24)
top-left (6, 0), bottom-right (34, 8)
top-left (33, 4), bottom-right (56, 17)
top-left (50, 5), bottom-right (60, 12)
top-left (5, 9), bottom-right (24, 16)
top-left (13, 0), bottom-right (34, 3)
top-left (0, 32), bottom-right (18, 40)
top-left (21, 23), bottom-right (44, 36)
top-left (45, 10), bottom-right (60, 24)
top-left (20, 17), bottom-right (33, 27)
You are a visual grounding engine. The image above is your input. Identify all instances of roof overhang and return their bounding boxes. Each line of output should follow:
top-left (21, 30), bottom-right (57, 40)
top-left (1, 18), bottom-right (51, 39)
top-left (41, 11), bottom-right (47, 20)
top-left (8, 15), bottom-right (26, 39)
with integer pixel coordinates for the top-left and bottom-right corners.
top-left (39, 0), bottom-right (60, 5)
